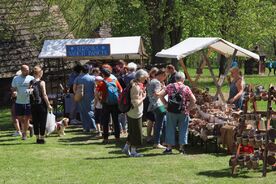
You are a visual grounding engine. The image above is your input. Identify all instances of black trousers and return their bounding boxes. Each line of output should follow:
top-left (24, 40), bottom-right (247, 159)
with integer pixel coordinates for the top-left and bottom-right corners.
top-left (31, 104), bottom-right (47, 136)
top-left (102, 104), bottom-right (120, 139)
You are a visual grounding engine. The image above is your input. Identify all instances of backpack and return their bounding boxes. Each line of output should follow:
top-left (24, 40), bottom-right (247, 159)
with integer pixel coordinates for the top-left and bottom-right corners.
top-left (30, 80), bottom-right (43, 105)
top-left (118, 84), bottom-right (132, 113)
top-left (104, 79), bottom-right (119, 105)
top-left (167, 84), bottom-right (185, 113)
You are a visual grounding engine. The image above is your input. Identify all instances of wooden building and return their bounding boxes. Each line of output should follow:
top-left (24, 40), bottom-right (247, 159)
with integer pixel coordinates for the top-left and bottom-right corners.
top-left (0, 0), bottom-right (74, 105)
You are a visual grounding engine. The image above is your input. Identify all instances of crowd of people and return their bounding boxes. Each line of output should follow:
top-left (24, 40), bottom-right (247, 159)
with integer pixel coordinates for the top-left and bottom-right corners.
top-left (10, 61), bottom-right (198, 157)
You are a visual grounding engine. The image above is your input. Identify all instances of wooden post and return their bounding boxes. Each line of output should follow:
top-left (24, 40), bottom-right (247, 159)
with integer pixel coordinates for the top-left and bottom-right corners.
top-left (179, 58), bottom-right (195, 87)
top-left (214, 49), bottom-right (238, 101)
top-left (262, 85), bottom-right (273, 177)
top-left (62, 58), bottom-right (66, 88)
top-left (194, 55), bottom-right (206, 84)
top-left (202, 52), bottom-right (225, 102)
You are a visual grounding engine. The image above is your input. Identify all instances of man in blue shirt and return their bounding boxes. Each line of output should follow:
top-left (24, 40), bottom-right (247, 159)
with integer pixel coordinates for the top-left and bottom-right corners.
top-left (73, 64), bottom-right (96, 132)
top-left (11, 65), bottom-right (34, 140)
top-left (66, 64), bottom-right (82, 124)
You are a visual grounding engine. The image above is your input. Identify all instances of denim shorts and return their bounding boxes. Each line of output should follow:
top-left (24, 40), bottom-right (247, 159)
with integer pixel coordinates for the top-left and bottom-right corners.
top-left (15, 103), bottom-right (31, 116)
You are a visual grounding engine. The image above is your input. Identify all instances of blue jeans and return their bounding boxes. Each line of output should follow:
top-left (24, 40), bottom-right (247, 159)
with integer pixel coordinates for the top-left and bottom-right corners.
top-left (153, 110), bottom-right (166, 144)
top-left (78, 97), bottom-right (96, 131)
top-left (118, 113), bottom-right (127, 131)
top-left (165, 112), bottom-right (189, 145)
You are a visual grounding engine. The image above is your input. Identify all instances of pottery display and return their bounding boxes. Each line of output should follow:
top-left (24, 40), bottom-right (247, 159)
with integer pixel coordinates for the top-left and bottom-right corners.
top-left (230, 85), bottom-right (276, 176)
top-left (238, 155), bottom-right (245, 167)
top-left (251, 156), bottom-right (259, 170)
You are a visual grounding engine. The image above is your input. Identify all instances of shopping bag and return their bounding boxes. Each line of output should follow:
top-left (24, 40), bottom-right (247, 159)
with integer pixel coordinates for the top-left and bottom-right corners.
top-left (46, 111), bottom-right (56, 135)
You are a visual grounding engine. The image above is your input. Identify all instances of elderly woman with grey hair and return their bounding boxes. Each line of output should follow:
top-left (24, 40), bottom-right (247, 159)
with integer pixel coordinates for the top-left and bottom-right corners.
top-left (122, 69), bottom-right (149, 157)
top-left (160, 72), bottom-right (196, 154)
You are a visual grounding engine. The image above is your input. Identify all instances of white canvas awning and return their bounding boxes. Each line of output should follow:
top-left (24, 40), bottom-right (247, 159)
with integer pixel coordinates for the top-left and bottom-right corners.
top-left (39, 36), bottom-right (147, 60)
top-left (156, 37), bottom-right (259, 60)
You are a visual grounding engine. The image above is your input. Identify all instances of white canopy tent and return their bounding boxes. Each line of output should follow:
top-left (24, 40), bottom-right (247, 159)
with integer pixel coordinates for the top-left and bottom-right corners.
top-left (39, 36), bottom-right (147, 60)
top-left (38, 36), bottom-right (147, 109)
top-left (156, 37), bottom-right (260, 102)
top-left (156, 37), bottom-right (259, 60)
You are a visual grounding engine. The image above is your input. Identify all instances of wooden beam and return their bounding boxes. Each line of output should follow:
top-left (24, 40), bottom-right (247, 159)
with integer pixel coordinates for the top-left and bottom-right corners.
top-left (202, 51), bottom-right (225, 102)
top-left (215, 49), bottom-right (238, 100)
top-left (179, 58), bottom-right (195, 87)
top-left (194, 55), bottom-right (206, 84)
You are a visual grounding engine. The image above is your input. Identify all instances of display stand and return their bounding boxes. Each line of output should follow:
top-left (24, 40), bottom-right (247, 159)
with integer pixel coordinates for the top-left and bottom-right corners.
top-left (179, 49), bottom-right (238, 103)
top-left (230, 85), bottom-right (276, 176)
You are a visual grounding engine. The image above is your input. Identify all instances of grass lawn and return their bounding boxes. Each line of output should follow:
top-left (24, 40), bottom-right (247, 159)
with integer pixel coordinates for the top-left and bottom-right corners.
top-left (0, 107), bottom-right (276, 184)
top-left (0, 68), bottom-right (275, 184)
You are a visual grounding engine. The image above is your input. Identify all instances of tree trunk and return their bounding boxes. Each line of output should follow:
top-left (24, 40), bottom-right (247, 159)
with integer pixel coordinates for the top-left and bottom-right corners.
top-left (144, 0), bottom-right (166, 64)
top-left (167, 0), bottom-right (182, 70)
top-left (150, 25), bottom-right (165, 64)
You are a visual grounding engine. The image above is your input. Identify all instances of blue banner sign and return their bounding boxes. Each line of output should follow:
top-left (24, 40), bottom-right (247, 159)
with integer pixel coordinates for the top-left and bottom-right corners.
top-left (66, 44), bottom-right (111, 57)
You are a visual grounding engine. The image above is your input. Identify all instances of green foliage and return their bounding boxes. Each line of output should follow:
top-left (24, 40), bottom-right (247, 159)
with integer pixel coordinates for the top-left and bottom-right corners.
top-left (3, 0), bottom-right (275, 61)
top-left (111, 1), bottom-right (149, 37)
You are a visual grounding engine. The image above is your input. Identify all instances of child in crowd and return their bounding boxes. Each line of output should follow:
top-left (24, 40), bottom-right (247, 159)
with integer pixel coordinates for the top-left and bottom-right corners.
top-left (94, 76), bottom-right (103, 137)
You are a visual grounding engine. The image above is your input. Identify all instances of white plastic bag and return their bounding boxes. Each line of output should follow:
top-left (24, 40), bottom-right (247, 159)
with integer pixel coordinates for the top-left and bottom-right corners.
top-left (46, 111), bottom-right (56, 135)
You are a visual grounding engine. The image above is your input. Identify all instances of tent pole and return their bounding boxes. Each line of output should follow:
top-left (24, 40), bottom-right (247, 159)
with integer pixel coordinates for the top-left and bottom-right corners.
top-left (214, 49), bottom-right (238, 100)
top-left (193, 55), bottom-right (206, 85)
top-left (179, 58), bottom-right (194, 87)
top-left (202, 51), bottom-right (225, 102)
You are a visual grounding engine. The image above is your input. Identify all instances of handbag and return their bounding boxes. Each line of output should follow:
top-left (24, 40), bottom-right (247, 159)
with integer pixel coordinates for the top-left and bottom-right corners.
top-left (153, 105), bottom-right (166, 115)
top-left (74, 84), bottom-right (84, 102)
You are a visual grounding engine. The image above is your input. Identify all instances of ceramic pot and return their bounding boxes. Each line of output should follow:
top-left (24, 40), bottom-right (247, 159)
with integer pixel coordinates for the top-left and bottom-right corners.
top-left (267, 156), bottom-right (276, 165)
top-left (268, 142), bottom-right (276, 152)
top-left (248, 137), bottom-right (255, 146)
top-left (255, 95), bottom-right (261, 101)
top-left (245, 156), bottom-right (252, 170)
top-left (255, 135), bottom-right (263, 148)
top-left (238, 155), bottom-right (245, 167)
top-left (236, 136), bottom-right (242, 144)
top-left (229, 155), bottom-right (237, 167)
top-left (251, 157), bottom-right (259, 170)
top-left (242, 136), bottom-right (249, 146)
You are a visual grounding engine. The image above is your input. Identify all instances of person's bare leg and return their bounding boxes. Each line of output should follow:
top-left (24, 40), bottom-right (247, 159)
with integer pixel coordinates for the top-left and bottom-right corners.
top-left (21, 116), bottom-right (30, 139)
top-left (146, 120), bottom-right (153, 142)
top-left (96, 123), bottom-right (101, 132)
top-left (17, 116), bottom-right (25, 138)
top-left (13, 118), bottom-right (21, 132)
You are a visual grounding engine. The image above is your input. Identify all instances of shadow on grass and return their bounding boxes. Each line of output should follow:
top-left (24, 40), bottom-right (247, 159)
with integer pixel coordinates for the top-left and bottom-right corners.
top-left (107, 146), bottom-right (153, 155)
top-left (196, 167), bottom-right (269, 178)
top-left (0, 132), bottom-right (14, 138)
top-left (58, 135), bottom-right (96, 143)
top-left (85, 152), bottom-right (168, 160)
top-left (0, 143), bottom-right (22, 146)
top-left (0, 138), bottom-right (18, 143)
top-left (0, 124), bottom-right (14, 131)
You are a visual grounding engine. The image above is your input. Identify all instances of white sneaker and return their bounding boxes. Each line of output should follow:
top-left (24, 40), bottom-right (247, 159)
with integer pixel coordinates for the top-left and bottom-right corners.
top-left (12, 131), bottom-right (22, 137)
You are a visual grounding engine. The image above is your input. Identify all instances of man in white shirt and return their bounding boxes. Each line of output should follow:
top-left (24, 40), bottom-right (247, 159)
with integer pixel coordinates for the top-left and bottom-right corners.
top-left (11, 65), bottom-right (34, 140)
